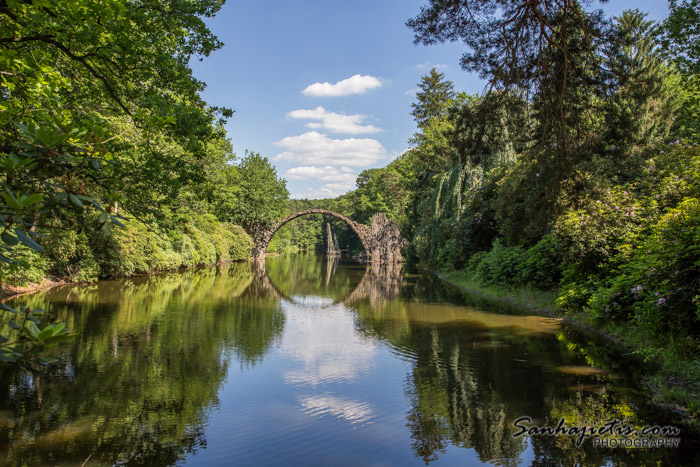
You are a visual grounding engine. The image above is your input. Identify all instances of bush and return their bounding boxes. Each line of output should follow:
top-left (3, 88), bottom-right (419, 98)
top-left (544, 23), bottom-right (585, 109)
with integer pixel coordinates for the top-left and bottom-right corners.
top-left (227, 224), bottom-right (253, 260)
top-left (186, 223), bottom-right (216, 266)
top-left (43, 228), bottom-right (100, 282)
top-left (518, 235), bottom-right (562, 289)
top-left (588, 198), bottom-right (700, 335)
top-left (170, 233), bottom-right (197, 267)
top-left (2, 212), bottom-right (252, 285)
top-left (554, 187), bottom-right (644, 279)
top-left (474, 240), bottom-right (525, 286)
top-left (93, 216), bottom-right (181, 276)
top-left (0, 247), bottom-right (49, 286)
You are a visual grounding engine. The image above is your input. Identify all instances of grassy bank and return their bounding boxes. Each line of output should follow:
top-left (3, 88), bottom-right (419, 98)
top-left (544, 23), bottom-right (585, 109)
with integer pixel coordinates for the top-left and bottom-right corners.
top-left (438, 269), bottom-right (700, 431)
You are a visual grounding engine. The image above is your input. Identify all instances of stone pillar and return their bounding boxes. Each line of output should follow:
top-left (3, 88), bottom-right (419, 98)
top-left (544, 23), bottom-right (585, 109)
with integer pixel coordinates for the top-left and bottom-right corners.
top-left (369, 213), bottom-right (407, 265)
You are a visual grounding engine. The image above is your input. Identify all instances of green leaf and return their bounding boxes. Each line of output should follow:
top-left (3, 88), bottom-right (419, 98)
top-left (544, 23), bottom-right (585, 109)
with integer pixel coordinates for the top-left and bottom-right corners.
top-left (37, 327), bottom-right (54, 342)
top-left (90, 159), bottom-right (100, 170)
top-left (23, 193), bottom-right (43, 206)
top-left (8, 321), bottom-right (20, 330)
top-left (15, 229), bottom-right (44, 252)
top-left (1, 190), bottom-right (19, 208)
top-left (24, 321), bottom-right (41, 340)
top-left (68, 192), bottom-right (84, 208)
top-left (43, 334), bottom-right (75, 345)
top-left (0, 352), bottom-right (17, 363)
top-left (1, 232), bottom-right (19, 246)
top-left (0, 303), bottom-right (17, 313)
top-left (26, 314), bottom-right (40, 324)
top-left (110, 215), bottom-right (125, 228)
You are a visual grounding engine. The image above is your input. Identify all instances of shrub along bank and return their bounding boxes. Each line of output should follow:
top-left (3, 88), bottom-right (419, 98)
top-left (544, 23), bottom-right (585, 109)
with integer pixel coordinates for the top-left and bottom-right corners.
top-left (0, 214), bottom-right (253, 291)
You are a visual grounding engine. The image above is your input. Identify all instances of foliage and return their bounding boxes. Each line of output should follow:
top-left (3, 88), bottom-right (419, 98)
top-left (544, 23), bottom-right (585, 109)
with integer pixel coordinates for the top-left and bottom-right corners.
top-left (389, 1), bottom-right (700, 358)
top-left (460, 236), bottom-right (561, 290)
top-left (231, 151), bottom-right (289, 234)
top-left (0, 247), bottom-right (47, 286)
top-left (92, 215), bottom-right (252, 277)
top-left (587, 198), bottom-right (699, 337)
top-left (660, 0), bottom-right (700, 140)
top-left (0, 0), bottom-right (282, 374)
top-left (604, 10), bottom-right (676, 163)
top-left (411, 68), bottom-right (456, 128)
top-left (660, 0), bottom-right (700, 75)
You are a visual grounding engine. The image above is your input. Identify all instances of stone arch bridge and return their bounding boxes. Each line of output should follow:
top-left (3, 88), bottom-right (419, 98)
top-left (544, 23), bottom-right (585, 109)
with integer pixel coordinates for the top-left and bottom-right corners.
top-left (252, 209), bottom-right (407, 264)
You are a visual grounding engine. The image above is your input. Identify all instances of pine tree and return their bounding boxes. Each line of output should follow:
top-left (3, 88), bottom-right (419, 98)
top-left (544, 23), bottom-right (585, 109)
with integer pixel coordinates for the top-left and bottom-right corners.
top-left (411, 68), bottom-right (456, 128)
top-left (604, 9), bottom-right (675, 156)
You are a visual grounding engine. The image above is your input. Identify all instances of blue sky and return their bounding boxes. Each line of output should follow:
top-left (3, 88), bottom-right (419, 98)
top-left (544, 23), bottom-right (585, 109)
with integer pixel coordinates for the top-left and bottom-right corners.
top-left (190, 0), bottom-right (671, 199)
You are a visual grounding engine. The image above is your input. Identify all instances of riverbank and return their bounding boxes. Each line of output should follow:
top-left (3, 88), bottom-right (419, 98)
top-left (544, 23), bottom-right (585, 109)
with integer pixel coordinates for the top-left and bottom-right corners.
top-left (0, 258), bottom-right (253, 301)
top-left (435, 269), bottom-right (700, 433)
top-left (0, 278), bottom-right (68, 301)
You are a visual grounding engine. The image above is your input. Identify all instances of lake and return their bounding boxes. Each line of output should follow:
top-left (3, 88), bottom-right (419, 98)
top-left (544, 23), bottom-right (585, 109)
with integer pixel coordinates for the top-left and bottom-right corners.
top-left (0, 253), bottom-right (696, 466)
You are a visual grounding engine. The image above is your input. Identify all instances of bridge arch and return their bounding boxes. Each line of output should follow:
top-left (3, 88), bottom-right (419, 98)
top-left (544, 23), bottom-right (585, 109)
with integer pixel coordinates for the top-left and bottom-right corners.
top-left (251, 209), bottom-right (372, 260)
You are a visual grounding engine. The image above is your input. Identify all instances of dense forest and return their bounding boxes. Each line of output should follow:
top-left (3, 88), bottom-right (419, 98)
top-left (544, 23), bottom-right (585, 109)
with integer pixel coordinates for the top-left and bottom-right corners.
top-left (1, 0), bottom-right (698, 410)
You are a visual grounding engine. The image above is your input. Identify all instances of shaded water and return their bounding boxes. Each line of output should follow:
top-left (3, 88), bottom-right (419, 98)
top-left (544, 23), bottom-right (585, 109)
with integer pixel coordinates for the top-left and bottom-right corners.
top-left (0, 252), bottom-right (696, 466)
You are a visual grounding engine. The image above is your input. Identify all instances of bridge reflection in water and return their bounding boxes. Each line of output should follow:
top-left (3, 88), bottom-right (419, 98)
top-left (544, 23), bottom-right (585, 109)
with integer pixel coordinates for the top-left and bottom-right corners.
top-left (249, 256), bottom-right (404, 309)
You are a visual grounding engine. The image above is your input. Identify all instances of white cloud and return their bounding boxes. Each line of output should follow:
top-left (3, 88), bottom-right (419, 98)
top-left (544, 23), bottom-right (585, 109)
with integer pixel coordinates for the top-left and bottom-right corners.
top-left (415, 62), bottom-right (449, 70)
top-left (291, 182), bottom-right (356, 199)
top-left (291, 187), bottom-right (349, 199)
top-left (324, 182), bottom-right (354, 191)
top-left (404, 88), bottom-right (420, 95)
top-left (274, 131), bottom-right (387, 167)
top-left (284, 165), bottom-right (357, 185)
top-left (302, 74), bottom-right (382, 97)
top-left (287, 107), bottom-right (381, 134)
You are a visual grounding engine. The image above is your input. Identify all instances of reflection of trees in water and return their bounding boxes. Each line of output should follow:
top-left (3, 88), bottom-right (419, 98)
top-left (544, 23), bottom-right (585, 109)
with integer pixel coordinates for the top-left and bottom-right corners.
top-left (263, 252), bottom-right (361, 301)
top-left (402, 325), bottom-right (525, 465)
top-left (353, 274), bottom-right (680, 466)
top-left (0, 262), bottom-right (285, 465)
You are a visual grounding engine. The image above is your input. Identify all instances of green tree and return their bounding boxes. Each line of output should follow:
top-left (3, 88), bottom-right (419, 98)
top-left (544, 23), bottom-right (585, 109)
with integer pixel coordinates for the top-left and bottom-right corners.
top-left (408, 0), bottom-right (608, 172)
top-left (411, 68), bottom-right (456, 128)
top-left (660, 0), bottom-right (700, 140)
top-left (604, 10), bottom-right (675, 162)
top-left (0, 0), bottom-right (232, 372)
top-left (233, 151), bottom-right (289, 234)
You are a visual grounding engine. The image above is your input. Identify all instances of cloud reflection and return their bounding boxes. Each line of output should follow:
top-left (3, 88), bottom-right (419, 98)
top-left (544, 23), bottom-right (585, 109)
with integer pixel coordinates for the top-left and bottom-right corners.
top-left (280, 302), bottom-right (378, 387)
top-left (299, 394), bottom-right (374, 425)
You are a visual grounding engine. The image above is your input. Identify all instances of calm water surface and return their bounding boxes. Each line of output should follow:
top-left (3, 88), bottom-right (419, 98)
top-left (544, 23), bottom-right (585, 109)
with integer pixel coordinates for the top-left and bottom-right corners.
top-left (0, 253), bottom-right (697, 466)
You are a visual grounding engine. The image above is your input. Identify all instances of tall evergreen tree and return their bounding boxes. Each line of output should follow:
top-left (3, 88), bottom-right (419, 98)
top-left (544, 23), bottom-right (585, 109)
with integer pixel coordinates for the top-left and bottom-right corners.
top-left (660, 0), bottom-right (700, 140)
top-left (411, 68), bottom-right (456, 128)
top-left (604, 10), bottom-right (675, 162)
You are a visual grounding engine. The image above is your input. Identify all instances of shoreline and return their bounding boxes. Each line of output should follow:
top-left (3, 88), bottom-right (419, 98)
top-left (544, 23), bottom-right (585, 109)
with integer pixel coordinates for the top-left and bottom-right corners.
top-left (431, 270), bottom-right (630, 348)
top-left (431, 269), bottom-right (700, 433)
top-left (0, 258), bottom-right (253, 302)
top-left (0, 250), bottom-right (322, 301)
